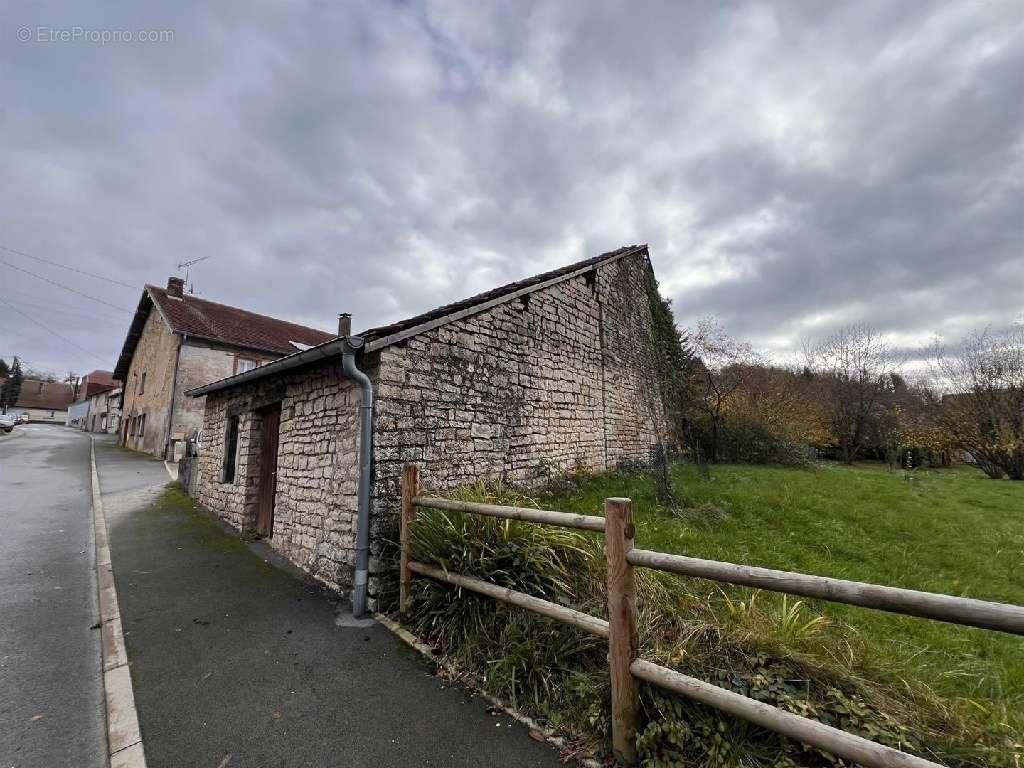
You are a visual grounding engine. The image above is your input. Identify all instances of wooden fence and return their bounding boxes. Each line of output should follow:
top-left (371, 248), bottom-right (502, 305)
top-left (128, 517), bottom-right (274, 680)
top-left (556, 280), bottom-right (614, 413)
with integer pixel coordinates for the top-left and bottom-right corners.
top-left (397, 464), bottom-right (1024, 768)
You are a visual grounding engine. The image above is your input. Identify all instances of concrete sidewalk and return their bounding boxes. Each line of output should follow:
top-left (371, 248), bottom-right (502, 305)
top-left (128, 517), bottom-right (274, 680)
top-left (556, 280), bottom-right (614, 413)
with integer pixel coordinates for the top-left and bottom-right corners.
top-left (93, 438), bottom-right (564, 768)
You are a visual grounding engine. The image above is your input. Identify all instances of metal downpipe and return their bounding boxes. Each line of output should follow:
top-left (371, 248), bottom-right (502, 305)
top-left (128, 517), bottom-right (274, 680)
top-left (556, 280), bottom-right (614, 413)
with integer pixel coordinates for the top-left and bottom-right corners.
top-left (342, 336), bottom-right (374, 617)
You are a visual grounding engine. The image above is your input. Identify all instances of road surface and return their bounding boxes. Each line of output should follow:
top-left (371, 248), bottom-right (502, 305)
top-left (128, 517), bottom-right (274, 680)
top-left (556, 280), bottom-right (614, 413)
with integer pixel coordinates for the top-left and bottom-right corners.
top-left (0, 426), bottom-right (567, 767)
top-left (0, 424), bottom-right (106, 768)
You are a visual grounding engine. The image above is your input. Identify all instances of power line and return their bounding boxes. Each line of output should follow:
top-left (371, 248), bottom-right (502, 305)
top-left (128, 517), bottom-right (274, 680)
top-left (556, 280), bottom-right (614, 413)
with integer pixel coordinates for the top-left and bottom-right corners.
top-left (0, 296), bottom-right (109, 364)
top-left (0, 244), bottom-right (138, 289)
top-left (0, 258), bottom-right (135, 314)
top-left (1, 290), bottom-right (129, 321)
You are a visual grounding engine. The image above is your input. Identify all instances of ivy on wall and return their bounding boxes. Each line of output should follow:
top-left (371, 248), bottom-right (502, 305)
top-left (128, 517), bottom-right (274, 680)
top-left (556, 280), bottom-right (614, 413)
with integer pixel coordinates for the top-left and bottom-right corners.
top-left (644, 271), bottom-right (696, 453)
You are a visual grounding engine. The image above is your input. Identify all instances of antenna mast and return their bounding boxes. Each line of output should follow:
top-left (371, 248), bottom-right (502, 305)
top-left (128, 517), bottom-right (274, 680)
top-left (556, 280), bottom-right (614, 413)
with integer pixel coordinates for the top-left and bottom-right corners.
top-left (177, 256), bottom-right (210, 293)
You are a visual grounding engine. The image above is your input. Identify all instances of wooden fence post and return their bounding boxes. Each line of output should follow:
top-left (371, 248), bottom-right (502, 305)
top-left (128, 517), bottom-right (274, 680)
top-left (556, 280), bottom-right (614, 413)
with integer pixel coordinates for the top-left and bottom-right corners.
top-left (605, 497), bottom-right (640, 766)
top-left (399, 463), bottom-right (420, 617)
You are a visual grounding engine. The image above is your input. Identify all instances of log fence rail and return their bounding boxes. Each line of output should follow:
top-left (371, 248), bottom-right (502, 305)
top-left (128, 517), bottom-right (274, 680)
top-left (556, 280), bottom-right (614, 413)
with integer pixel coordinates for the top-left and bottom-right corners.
top-left (397, 463), bottom-right (1024, 768)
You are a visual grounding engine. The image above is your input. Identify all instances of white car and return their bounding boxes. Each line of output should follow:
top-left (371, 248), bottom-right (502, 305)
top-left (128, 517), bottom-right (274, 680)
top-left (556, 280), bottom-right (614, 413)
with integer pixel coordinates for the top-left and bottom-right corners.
top-left (0, 414), bottom-right (18, 433)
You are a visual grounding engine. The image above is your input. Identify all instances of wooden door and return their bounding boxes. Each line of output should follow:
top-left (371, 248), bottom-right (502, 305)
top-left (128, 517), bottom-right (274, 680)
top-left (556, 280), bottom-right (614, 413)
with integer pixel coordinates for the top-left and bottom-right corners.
top-left (255, 403), bottom-right (281, 537)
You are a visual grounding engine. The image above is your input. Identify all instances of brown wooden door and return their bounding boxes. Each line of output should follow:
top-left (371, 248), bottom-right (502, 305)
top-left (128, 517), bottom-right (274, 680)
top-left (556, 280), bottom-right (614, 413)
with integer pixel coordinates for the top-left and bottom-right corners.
top-left (255, 403), bottom-right (281, 537)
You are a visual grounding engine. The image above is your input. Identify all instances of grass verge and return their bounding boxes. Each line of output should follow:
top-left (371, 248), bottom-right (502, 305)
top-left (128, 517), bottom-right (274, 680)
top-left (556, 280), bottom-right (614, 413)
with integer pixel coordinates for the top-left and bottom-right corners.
top-left (401, 463), bottom-right (1023, 767)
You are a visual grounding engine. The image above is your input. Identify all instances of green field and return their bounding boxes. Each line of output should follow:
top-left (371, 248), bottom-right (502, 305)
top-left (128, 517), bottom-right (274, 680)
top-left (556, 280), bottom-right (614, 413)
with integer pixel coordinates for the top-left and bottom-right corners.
top-left (532, 462), bottom-right (1024, 754)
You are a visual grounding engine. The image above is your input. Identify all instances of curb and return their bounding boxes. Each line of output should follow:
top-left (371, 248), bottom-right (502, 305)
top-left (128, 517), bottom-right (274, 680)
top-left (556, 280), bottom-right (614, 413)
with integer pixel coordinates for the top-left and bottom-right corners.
top-left (373, 613), bottom-right (602, 768)
top-left (91, 438), bottom-right (148, 768)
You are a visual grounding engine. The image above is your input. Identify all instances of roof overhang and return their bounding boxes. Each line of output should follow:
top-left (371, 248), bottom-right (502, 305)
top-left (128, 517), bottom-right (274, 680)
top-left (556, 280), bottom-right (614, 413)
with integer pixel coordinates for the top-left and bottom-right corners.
top-left (362, 245), bottom-right (645, 353)
top-left (187, 337), bottom-right (347, 397)
top-left (113, 290), bottom-right (155, 381)
top-left (185, 244), bottom-right (649, 398)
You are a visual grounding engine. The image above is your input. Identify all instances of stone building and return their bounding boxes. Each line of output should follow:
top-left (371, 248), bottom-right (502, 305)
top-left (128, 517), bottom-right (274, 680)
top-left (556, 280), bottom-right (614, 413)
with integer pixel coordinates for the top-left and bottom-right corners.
top-left (81, 386), bottom-right (122, 434)
top-left (188, 245), bottom-right (669, 611)
top-left (113, 277), bottom-right (334, 459)
top-left (8, 379), bottom-right (75, 423)
top-left (67, 369), bottom-right (118, 429)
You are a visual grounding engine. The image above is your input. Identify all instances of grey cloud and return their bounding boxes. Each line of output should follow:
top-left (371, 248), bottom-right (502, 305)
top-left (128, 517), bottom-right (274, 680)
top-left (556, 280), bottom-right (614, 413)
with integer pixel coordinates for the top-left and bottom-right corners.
top-left (0, 0), bottom-right (1021, 377)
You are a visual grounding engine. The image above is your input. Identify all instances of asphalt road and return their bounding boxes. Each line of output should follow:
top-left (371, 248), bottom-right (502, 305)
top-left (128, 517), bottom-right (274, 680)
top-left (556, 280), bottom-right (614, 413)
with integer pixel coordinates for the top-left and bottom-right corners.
top-left (0, 424), bottom-right (106, 768)
top-left (96, 438), bottom-right (565, 768)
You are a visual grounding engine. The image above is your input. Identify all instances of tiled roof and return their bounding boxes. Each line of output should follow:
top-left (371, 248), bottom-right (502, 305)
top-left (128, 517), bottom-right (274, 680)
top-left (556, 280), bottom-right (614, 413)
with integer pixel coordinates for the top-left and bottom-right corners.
top-left (149, 288), bottom-right (335, 352)
top-left (81, 369), bottom-right (117, 399)
top-left (114, 287), bottom-right (334, 380)
top-left (16, 379), bottom-right (75, 411)
top-left (84, 369), bottom-right (116, 387)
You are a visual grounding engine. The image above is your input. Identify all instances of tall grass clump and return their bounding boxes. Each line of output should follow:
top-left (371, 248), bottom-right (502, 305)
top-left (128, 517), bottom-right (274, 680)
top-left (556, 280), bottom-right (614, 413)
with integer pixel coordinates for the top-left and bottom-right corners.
top-left (401, 479), bottom-right (1017, 767)
top-left (407, 482), bottom-right (611, 731)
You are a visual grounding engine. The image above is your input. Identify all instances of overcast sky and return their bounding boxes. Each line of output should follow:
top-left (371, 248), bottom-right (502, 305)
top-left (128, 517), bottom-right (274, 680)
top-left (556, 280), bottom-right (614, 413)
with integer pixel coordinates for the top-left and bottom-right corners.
top-left (1, 1), bottom-right (1022, 377)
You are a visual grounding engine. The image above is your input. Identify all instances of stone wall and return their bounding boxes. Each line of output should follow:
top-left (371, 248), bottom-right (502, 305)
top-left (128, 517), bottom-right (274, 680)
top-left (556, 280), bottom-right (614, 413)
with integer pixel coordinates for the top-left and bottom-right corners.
top-left (120, 305), bottom-right (279, 458)
top-left (172, 341), bottom-right (275, 454)
top-left (597, 255), bottom-right (667, 464)
top-left (366, 249), bottom-right (664, 604)
top-left (194, 361), bottom-right (363, 593)
top-left (120, 308), bottom-right (179, 455)
top-left (195, 249), bottom-right (666, 607)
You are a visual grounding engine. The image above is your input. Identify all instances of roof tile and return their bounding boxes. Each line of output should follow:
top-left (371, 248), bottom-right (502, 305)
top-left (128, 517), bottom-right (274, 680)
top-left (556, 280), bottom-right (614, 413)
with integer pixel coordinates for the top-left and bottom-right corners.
top-left (15, 379), bottom-right (75, 410)
top-left (149, 288), bottom-right (335, 353)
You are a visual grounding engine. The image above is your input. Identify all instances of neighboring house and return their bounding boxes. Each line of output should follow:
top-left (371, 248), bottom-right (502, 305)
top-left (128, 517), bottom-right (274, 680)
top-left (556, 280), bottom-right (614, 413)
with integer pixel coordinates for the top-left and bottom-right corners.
top-left (114, 276), bottom-right (334, 459)
top-left (80, 369), bottom-right (117, 399)
top-left (8, 379), bottom-right (75, 423)
top-left (83, 386), bottom-right (122, 434)
top-left (68, 369), bottom-right (119, 429)
top-left (187, 245), bottom-right (667, 611)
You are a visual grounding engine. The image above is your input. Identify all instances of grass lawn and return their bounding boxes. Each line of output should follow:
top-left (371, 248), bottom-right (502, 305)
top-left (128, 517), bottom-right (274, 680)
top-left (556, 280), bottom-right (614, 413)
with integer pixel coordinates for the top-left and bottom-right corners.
top-left (533, 462), bottom-right (1024, 742)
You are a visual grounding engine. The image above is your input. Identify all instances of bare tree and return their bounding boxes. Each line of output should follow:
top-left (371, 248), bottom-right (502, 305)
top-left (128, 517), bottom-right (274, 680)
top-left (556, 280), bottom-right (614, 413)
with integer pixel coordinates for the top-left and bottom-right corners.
top-left (806, 324), bottom-right (900, 463)
top-left (65, 371), bottom-right (81, 400)
top-left (927, 325), bottom-right (1024, 479)
top-left (689, 317), bottom-right (761, 463)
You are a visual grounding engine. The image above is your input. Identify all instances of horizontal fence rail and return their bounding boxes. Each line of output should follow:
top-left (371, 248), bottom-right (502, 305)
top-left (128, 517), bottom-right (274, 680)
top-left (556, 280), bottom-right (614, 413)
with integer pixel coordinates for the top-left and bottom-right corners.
top-left (630, 660), bottom-right (940, 768)
top-left (396, 463), bottom-right (1021, 768)
top-left (408, 561), bottom-right (610, 638)
top-left (412, 495), bottom-right (607, 531)
top-left (627, 549), bottom-right (1024, 636)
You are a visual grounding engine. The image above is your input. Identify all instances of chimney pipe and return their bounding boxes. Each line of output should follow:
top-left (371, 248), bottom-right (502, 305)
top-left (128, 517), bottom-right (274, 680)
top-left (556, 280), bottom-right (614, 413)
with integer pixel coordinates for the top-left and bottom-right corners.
top-left (166, 276), bottom-right (185, 299)
top-left (338, 313), bottom-right (351, 337)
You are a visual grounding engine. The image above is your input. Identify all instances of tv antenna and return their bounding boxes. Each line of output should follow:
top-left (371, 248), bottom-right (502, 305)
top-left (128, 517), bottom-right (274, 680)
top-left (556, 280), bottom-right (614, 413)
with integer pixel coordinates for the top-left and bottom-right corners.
top-left (177, 256), bottom-right (210, 293)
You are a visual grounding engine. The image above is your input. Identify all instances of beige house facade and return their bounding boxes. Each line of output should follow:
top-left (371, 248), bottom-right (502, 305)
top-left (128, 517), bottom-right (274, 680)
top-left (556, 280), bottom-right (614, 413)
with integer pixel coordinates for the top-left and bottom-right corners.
top-left (114, 277), bottom-right (333, 458)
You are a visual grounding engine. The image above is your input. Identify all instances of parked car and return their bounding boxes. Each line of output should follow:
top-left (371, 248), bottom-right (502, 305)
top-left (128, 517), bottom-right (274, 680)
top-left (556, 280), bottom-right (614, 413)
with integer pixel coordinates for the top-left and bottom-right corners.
top-left (19, 413), bottom-right (29, 423)
top-left (0, 414), bottom-right (18, 433)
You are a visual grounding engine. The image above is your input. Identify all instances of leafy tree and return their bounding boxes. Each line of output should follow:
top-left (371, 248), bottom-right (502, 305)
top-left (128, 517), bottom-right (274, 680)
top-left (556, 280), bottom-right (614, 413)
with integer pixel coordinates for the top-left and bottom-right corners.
top-left (716, 362), bottom-right (827, 464)
top-left (645, 273), bottom-right (698, 498)
top-left (645, 273), bottom-right (697, 450)
top-left (806, 324), bottom-right (900, 463)
top-left (927, 325), bottom-right (1024, 479)
top-left (688, 317), bottom-right (761, 463)
top-left (0, 357), bottom-right (24, 414)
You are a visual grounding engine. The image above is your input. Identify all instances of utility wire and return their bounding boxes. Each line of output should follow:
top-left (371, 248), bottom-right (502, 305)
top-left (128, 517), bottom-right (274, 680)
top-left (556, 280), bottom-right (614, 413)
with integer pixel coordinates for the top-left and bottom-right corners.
top-left (1, 294), bottom-right (128, 323)
top-left (0, 296), bottom-right (110, 364)
top-left (0, 244), bottom-right (137, 289)
top-left (0, 258), bottom-right (135, 314)
top-left (3, 284), bottom-right (130, 315)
